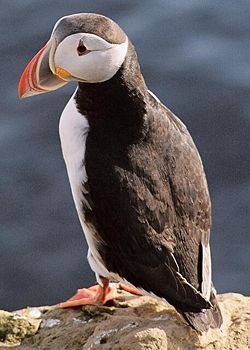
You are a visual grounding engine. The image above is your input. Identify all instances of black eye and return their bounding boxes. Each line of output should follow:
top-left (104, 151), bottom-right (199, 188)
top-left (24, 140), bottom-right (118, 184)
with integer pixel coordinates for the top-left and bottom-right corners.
top-left (77, 41), bottom-right (87, 56)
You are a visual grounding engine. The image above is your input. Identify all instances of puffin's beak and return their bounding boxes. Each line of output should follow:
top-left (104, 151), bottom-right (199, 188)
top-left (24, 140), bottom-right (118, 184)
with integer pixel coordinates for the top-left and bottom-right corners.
top-left (18, 38), bottom-right (69, 98)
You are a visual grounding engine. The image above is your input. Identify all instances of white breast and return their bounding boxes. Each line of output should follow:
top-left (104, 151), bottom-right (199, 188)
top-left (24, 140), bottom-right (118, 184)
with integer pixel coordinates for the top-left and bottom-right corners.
top-left (59, 92), bottom-right (111, 285)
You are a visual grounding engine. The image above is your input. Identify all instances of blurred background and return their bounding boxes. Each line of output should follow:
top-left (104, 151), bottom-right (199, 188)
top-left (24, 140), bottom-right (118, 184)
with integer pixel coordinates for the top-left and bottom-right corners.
top-left (0, 0), bottom-right (249, 310)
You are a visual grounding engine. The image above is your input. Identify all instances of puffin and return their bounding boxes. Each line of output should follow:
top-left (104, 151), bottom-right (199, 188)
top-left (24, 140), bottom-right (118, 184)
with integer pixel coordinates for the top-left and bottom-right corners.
top-left (18, 13), bottom-right (222, 332)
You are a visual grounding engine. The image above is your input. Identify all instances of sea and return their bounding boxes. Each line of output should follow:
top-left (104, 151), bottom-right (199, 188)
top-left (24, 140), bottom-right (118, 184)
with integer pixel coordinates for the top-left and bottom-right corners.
top-left (0, 0), bottom-right (249, 310)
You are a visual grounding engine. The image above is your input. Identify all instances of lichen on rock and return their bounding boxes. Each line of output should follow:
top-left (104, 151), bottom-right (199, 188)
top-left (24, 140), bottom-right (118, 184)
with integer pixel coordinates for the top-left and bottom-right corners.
top-left (0, 309), bottom-right (41, 347)
top-left (0, 290), bottom-right (249, 349)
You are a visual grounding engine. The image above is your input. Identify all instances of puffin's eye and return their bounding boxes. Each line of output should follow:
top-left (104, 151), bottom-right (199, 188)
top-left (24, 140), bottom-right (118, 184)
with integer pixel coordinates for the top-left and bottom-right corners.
top-left (77, 41), bottom-right (87, 56)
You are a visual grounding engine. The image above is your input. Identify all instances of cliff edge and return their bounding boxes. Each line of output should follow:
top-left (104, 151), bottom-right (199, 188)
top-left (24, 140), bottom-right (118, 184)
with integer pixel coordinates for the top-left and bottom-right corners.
top-left (0, 288), bottom-right (249, 349)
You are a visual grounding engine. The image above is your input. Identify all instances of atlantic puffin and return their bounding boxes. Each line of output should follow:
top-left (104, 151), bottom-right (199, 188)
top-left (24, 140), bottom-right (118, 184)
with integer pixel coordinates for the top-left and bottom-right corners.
top-left (18, 13), bottom-right (222, 332)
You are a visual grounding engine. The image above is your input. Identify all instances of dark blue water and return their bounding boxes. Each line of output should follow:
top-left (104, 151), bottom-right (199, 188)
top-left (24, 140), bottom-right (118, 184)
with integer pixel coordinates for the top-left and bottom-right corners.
top-left (0, 0), bottom-right (249, 310)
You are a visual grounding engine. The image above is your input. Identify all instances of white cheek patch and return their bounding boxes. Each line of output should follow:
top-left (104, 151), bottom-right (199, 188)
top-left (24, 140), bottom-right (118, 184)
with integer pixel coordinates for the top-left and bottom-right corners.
top-left (54, 33), bottom-right (128, 83)
top-left (83, 40), bottom-right (128, 82)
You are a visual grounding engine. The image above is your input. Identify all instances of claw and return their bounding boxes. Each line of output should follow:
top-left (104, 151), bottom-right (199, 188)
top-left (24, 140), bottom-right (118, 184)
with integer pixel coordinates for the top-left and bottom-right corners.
top-left (60, 279), bottom-right (142, 308)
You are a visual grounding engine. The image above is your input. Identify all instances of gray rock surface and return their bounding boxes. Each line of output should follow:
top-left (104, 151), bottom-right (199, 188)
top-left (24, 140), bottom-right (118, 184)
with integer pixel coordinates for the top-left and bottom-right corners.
top-left (0, 291), bottom-right (249, 349)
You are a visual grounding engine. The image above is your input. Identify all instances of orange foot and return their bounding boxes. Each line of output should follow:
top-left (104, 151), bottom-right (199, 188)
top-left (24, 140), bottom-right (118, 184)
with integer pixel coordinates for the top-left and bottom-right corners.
top-left (60, 278), bottom-right (141, 308)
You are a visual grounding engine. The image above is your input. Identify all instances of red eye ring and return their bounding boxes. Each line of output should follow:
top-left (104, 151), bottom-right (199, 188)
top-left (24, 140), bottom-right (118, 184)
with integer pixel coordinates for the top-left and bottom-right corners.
top-left (77, 43), bottom-right (87, 56)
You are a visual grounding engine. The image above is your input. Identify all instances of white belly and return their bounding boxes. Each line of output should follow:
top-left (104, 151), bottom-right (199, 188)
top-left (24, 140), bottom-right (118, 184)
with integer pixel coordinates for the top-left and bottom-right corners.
top-left (59, 92), bottom-right (111, 285)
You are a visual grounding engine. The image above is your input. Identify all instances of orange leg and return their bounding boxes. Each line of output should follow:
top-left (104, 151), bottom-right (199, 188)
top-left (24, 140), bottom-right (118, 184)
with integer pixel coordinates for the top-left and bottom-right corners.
top-left (60, 279), bottom-right (142, 308)
top-left (60, 277), bottom-right (115, 308)
top-left (119, 283), bottom-right (142, 296)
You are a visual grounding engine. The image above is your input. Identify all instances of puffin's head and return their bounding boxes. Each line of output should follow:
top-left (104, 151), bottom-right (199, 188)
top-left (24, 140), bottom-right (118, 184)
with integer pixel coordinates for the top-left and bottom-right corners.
top-left (18, 13), bottom-right (128, 98)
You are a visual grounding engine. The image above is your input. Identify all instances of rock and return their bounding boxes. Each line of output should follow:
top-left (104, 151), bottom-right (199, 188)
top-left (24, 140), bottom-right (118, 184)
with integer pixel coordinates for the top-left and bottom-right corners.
top-left (0, 309), bottom-right (41, 347)
top-left (0, 289), bottom-right (249, 349)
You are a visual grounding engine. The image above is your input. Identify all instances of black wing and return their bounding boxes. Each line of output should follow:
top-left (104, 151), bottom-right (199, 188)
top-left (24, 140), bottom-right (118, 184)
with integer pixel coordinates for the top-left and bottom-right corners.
top-left (86, 99), bottom-right (212, 313)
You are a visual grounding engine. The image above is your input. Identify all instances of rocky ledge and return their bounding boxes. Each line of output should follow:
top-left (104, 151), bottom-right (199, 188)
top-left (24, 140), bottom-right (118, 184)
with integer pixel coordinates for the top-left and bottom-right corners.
top-left (0, 288), bottom-right (249, 349)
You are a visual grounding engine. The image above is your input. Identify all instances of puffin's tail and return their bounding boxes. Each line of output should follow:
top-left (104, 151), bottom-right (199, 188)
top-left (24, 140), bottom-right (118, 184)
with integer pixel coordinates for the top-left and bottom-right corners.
top-left (181, 288), bottom-right (223, 332)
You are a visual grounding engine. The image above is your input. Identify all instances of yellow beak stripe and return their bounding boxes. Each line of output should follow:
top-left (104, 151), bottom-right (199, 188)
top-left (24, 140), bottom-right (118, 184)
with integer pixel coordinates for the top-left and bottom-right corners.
top-left (55, 67), bottom-right (71, 79)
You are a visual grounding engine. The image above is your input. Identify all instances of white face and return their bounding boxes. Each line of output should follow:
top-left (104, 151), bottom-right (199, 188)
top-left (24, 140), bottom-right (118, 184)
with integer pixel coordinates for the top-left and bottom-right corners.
top-left (52, 33), bottom-right (128, 83)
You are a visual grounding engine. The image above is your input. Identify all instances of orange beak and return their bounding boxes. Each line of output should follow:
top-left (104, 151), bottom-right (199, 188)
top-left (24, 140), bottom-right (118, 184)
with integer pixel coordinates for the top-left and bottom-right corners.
top-left (18, 45), bottom-right (48, 98)
top-left (18, 38), bottom-right (68, 99)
